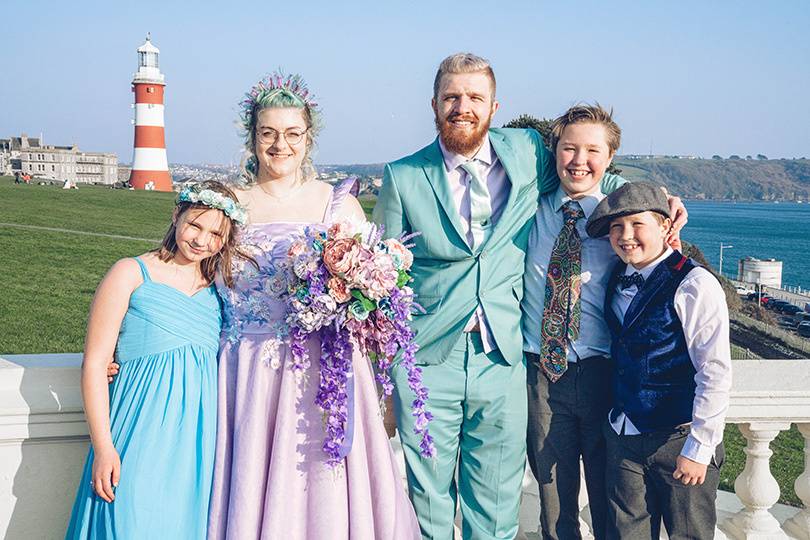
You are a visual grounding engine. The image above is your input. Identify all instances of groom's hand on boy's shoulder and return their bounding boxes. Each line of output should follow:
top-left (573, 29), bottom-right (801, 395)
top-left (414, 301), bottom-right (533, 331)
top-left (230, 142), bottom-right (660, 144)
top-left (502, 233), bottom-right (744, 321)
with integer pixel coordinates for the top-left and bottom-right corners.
top-left (107, 361), bottom-right (119, 383)
top-left (673, 455), bottom-right (708, 486)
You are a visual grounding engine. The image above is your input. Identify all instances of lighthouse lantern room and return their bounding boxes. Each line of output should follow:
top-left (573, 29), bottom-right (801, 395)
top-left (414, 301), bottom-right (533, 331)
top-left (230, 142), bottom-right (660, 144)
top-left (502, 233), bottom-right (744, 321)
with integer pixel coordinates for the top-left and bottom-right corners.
top-left (128, 34), bottom-right (172, 191)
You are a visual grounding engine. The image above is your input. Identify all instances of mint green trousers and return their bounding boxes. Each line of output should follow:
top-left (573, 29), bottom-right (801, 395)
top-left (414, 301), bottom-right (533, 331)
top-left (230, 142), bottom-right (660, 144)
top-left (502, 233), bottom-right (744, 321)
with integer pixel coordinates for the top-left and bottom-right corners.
top-left (393, 332), bottom-right (528, 540)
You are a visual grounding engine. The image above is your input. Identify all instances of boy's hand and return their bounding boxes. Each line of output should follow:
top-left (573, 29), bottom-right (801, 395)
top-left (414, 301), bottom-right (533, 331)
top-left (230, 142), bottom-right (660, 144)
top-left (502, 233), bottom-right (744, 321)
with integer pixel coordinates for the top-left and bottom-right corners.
top-left (106, 361), bottom-right (119, 383)
top-left (673, 455), bottom-right (708, 485)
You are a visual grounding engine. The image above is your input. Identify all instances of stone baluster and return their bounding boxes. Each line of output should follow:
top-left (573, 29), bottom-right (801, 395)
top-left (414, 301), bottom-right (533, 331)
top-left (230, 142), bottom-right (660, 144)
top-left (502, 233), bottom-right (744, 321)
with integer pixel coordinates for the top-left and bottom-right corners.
top-left (783, 423), bottom-right (810, 539)
top-left (722, 421), bottom-right (791, 539)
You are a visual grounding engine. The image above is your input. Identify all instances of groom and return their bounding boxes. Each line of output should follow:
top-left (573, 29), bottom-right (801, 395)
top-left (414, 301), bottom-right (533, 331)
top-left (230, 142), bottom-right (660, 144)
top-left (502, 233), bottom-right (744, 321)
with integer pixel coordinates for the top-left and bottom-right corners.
top-left (374, 53), bottom-right (627, 539)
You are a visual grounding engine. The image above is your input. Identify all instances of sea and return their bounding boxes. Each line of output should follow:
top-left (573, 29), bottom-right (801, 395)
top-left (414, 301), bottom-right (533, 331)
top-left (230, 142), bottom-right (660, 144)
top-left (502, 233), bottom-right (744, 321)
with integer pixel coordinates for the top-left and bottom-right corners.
top-left (681, 201), bottom-right (810, 290)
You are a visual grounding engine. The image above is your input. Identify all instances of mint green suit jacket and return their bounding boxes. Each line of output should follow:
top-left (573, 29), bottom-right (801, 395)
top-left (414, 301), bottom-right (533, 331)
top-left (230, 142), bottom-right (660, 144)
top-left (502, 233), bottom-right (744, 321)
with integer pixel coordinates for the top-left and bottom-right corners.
top-left (373, 128), bottom-right (623, 366)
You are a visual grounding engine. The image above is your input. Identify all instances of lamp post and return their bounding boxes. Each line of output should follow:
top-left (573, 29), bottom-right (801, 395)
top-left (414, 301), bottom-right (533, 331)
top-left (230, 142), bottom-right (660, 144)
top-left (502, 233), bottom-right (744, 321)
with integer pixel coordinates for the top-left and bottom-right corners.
top-left (719, 243), bottom-right (734, 277)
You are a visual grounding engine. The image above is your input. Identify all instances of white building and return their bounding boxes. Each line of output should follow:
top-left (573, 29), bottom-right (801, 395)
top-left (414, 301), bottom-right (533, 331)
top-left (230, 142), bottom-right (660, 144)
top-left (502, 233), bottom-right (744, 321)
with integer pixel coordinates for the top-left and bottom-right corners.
top-left (0, 134), bottom-right (118, 185)
top-left (738, 257), bottom-right (783, 288)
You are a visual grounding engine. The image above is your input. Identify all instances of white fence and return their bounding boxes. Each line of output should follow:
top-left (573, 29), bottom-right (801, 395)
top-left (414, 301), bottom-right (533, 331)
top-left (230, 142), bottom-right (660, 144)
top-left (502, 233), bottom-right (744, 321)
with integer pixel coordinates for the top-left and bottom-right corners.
top-left (2, 355), bottom-right (810, 539)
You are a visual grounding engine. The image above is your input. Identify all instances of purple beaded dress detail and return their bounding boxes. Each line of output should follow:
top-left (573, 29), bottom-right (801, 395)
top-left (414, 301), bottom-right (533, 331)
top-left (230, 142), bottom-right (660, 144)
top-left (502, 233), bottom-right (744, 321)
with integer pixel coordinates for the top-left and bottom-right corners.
top-left (207, 179), bottom-right (420, 540)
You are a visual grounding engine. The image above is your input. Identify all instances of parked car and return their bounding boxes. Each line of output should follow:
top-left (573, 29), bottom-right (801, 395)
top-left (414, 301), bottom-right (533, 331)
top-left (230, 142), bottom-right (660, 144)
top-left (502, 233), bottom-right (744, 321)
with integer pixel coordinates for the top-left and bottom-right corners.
top-left (797, 322), bottom-right (810, 338)
top-left (747, 293), bottom-right (772, 305)
top-left (794, 313), bottom-right (810, 325)
top-left (736, 285), bottom-right (755, 295)
top-left (782, 305), bottom-right (803, 315)
top-left (776, 302), bottom-right (795, 313)
top-left (769, 300), bottom-right (791, 312)
top-left (778, 316), bottom-right (797, 328)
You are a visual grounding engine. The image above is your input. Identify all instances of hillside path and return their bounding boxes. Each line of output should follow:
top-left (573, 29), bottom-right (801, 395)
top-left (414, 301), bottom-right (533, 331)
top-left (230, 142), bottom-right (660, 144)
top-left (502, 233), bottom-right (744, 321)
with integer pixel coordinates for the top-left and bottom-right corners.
top-left (0, 222), bottom-right (159, 243)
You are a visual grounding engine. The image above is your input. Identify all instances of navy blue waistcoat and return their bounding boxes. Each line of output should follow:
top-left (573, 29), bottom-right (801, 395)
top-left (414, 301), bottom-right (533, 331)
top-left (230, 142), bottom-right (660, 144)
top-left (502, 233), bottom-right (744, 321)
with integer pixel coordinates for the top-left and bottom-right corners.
top-left (605, 251), bottom-right (697, 433)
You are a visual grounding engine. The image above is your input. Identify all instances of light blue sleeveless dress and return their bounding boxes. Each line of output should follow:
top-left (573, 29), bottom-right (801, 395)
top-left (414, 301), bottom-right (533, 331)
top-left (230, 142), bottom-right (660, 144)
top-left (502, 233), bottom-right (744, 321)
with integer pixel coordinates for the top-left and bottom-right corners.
top-left (66, 257), bottom-right (220, 539)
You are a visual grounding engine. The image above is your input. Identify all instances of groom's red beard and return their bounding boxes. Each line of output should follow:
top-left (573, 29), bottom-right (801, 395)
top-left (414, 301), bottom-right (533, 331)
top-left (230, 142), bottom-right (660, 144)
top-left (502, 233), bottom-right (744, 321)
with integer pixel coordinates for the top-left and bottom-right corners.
top-left (435, 112), bottom-right (491, 156)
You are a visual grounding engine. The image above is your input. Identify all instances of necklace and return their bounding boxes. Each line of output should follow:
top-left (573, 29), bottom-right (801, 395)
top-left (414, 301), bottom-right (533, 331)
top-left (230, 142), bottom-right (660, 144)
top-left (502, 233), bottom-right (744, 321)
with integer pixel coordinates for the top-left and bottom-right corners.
top-left (256, 179), bottom-right (306, 202)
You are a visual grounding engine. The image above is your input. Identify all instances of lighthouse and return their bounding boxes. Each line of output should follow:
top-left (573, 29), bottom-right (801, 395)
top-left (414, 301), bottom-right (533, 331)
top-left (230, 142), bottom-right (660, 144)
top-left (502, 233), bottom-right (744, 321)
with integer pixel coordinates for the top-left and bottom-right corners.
top-left (128, 34), bottom-right (172, 191)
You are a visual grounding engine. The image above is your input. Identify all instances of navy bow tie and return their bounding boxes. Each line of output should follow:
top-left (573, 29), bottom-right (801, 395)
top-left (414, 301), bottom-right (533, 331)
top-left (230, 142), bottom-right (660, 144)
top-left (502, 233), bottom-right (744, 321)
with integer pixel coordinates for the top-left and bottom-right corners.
top-left (619, 272), bottom-right (645, 290)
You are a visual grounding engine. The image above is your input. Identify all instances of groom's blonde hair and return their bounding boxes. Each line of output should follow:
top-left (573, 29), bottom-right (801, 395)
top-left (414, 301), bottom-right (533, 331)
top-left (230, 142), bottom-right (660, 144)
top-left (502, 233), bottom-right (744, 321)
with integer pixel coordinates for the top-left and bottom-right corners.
top-left (433, 53), bottom-right (496, 99)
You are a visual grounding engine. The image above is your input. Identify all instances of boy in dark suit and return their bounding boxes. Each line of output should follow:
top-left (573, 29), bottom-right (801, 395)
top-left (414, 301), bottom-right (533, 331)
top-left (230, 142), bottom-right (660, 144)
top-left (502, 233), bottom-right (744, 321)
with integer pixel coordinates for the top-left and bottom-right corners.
top-left (586, 182), bottom-right (732, 540)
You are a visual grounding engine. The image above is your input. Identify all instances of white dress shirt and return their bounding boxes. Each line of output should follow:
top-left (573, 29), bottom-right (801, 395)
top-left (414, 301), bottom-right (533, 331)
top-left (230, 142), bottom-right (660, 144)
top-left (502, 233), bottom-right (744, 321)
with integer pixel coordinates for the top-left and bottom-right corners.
top-left (438, 136), bottom-right (510, 353)
top-left (522, 185), bottom-right (617, 361)
top-left (609, 247), bottom-right (732, 465)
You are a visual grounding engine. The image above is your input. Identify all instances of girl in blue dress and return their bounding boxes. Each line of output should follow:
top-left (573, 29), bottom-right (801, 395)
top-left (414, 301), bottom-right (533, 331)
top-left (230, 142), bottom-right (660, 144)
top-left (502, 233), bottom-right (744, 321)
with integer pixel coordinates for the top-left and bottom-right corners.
top-left (66, 181), bottom-right (248, 539)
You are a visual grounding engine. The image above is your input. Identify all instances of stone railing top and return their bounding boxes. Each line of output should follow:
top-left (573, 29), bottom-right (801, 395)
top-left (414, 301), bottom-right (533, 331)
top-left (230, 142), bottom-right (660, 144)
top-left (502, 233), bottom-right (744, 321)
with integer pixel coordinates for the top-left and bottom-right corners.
top-left (2, 354), bottom-right (810, 422)
top-left (723, 359), bottom-right (810, 424)
top-left (0, 353), bottom-right (83, 417)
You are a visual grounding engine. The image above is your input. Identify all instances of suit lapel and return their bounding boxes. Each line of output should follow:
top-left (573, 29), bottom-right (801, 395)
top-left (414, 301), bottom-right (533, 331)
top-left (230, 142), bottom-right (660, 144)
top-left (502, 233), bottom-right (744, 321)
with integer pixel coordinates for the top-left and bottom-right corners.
top-left (420, 139), bottom-right (470, 251)
top-left (482, 132), bottom-right (519, 248)
top-left (622, 260), bottom-right (674, 332)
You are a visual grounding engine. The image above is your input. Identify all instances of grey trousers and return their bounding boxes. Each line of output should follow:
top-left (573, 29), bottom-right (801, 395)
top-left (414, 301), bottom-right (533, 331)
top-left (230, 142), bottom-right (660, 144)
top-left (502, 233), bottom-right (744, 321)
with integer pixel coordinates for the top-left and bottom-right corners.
top-left (604, 423), bottom-right (724, 540)
top-left (526, 354), bottom-right (613, 540)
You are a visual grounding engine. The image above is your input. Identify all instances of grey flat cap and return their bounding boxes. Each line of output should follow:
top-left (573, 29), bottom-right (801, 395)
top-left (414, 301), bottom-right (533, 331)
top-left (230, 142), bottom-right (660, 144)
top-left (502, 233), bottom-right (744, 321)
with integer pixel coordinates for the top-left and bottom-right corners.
top-left (586, 181), bottom-right (670, 238)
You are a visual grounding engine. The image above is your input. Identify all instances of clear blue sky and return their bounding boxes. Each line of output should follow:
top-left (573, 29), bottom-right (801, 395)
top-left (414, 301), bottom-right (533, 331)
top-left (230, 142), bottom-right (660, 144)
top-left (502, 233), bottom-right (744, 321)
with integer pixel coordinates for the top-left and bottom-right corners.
top-left (4, 0), bottom-right (809, 165)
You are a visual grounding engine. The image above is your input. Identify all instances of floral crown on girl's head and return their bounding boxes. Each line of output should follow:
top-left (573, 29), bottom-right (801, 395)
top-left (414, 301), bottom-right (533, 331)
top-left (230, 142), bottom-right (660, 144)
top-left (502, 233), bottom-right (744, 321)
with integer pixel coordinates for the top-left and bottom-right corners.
top-left (177, 184), bottom-right (248, 226)
top-left (239, 71), bottom-right (321, 135)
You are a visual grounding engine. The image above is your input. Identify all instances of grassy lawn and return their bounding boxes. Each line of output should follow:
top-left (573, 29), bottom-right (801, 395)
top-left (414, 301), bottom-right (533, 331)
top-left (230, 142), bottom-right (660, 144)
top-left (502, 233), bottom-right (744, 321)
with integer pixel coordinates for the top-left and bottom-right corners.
top-left (0, 178), bottom-right (174, 237)
top-left (0, 177), bottom-right (173, 353)
top-left (0, 176), bottom-right (805, 505)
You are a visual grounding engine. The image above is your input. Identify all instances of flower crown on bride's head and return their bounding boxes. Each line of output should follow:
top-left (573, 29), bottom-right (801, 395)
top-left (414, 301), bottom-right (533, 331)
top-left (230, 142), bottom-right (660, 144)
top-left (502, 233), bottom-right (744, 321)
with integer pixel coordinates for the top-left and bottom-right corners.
top-left (178, 183), bottom-right (248, 226)
top-left (238, 70), bottom-right (322, 137)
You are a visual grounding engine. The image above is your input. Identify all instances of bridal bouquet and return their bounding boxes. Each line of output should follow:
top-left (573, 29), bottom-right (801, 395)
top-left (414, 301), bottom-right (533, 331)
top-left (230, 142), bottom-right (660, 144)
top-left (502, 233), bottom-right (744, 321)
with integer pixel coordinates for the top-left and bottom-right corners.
top-left (286, 219), bottom-right (435, 467)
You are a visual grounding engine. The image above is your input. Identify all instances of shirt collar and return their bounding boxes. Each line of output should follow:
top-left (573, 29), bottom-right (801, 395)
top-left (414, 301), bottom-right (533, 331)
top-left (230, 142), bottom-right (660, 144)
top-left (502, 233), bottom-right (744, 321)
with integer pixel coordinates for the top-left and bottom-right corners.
top-left (625, 246), bottom-right (674, 279)
top-left (438, 134), bottom-right (495, 173)
top-left (553, 184), bottom-right (606, 219)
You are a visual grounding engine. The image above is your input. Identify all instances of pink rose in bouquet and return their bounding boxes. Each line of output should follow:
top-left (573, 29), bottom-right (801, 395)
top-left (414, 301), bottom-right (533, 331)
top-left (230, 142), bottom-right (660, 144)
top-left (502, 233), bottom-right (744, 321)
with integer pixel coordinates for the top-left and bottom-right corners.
top-left (327, 276), bottom-right (352, 303)
top-left (323, 237), bottom-right (361, 277)
top-left (327, 221), bottom-right (354, 240)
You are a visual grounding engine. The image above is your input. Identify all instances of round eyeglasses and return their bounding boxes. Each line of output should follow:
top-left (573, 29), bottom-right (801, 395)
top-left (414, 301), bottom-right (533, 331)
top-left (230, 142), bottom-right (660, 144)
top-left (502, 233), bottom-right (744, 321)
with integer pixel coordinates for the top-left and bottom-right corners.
top-left (255, 128), bottom-right (308, 146)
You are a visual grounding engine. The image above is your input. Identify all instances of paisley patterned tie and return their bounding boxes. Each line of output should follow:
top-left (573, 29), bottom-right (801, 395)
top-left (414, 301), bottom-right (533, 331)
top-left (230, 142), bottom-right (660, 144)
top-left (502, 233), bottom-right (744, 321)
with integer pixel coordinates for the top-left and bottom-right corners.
top-left (540, 200), bottom-right (585, 382)
top-left (460, 160), bottom-right (492, 250)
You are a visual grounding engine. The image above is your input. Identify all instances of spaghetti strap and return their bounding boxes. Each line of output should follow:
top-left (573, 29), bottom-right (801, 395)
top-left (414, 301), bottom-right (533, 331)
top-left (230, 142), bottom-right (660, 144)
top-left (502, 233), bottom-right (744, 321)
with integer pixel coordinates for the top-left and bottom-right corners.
top-left (134, 257), bottom-right (152, 281)
top-left (324, 176), bottom-right (359, 222)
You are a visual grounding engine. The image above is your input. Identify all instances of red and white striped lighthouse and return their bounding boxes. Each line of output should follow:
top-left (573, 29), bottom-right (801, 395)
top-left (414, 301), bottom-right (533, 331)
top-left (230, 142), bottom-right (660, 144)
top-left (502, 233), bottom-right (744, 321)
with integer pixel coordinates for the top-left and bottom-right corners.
top-left (128, 34), bottom-right (172, 191)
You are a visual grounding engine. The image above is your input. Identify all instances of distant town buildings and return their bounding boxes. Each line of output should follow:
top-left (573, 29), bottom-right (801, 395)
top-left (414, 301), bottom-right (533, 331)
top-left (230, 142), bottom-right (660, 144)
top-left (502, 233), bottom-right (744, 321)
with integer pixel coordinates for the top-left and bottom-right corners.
top-left (0, 134), bottom-right (117, 185)
top-left (167, 164), bottom-right (382, 195)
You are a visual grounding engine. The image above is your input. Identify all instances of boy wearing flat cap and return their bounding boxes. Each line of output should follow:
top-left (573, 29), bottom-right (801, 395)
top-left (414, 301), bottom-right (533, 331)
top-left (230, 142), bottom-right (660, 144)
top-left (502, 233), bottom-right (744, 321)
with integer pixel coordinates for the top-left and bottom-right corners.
top-left (586, 181), bottom-right (732, 540)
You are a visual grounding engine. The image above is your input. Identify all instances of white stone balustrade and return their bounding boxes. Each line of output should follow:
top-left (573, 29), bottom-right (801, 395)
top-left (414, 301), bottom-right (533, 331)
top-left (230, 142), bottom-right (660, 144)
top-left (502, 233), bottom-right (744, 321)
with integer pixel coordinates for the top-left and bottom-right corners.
top-left (1, 355), bottom-right (810, 539)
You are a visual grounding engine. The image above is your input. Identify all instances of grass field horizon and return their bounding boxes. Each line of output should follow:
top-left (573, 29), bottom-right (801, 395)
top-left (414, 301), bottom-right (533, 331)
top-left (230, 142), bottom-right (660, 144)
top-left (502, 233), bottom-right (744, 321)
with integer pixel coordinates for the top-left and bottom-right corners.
top-left (0, 176), bottom-right (803, 505)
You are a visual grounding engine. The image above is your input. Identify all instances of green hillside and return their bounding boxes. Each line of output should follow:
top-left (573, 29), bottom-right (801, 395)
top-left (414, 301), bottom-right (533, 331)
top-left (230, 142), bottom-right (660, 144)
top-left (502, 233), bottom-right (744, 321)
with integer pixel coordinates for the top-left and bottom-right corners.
top-left (330, 157), bottom-right (810, 201)
top-left (611, 158), bottom-right (810, 201)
